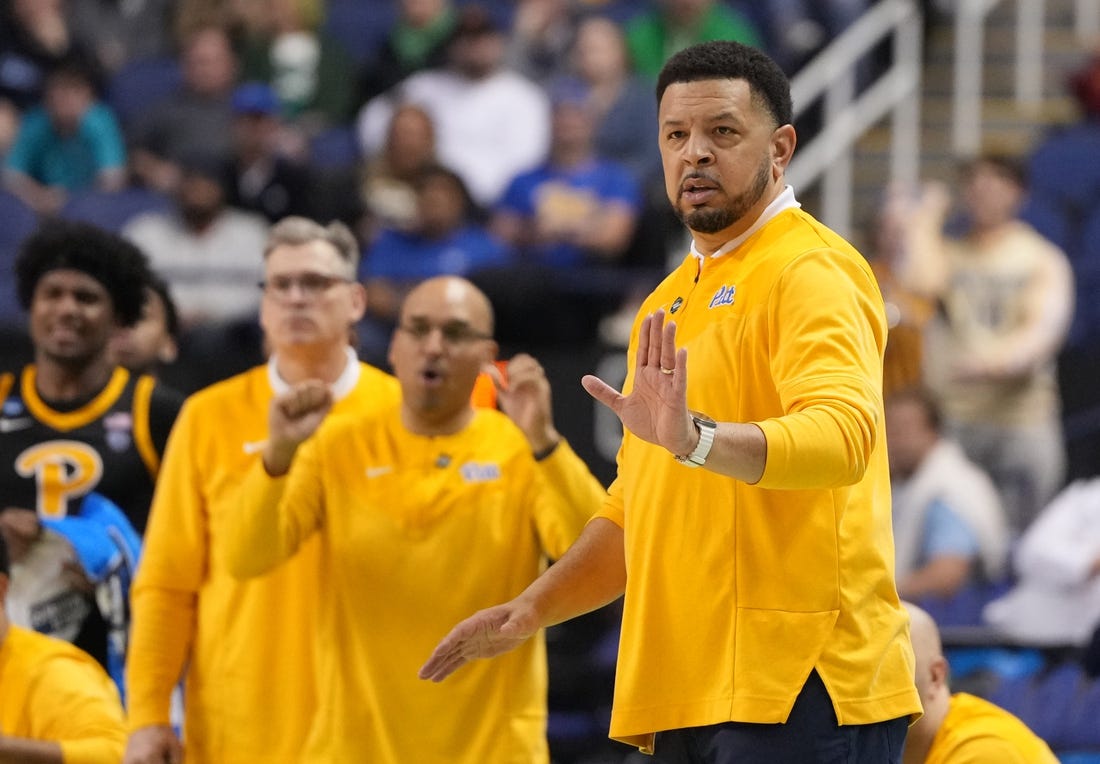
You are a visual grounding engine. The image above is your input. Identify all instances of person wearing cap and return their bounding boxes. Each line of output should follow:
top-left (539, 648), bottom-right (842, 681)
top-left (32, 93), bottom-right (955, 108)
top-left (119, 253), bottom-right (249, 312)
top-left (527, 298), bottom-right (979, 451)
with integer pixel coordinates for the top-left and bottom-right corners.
top-left (0, 221), bottom-right (182, 680)
top-left (225, 81), bottom-right (312, 224)
top-left (0, 533), bottom-right (129, 764)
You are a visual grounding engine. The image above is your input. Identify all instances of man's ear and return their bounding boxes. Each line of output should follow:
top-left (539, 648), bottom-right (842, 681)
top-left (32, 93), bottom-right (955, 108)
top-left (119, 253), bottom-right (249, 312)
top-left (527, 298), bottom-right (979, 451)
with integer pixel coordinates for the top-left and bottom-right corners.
top-left (929, 655), bottom-right (950, 693)
top-left (772, 124), bottom-right (797, 174)
top-left (348, 281), bottom-right (368, 324)
top-left (159, 337), bottom-right (180, 365)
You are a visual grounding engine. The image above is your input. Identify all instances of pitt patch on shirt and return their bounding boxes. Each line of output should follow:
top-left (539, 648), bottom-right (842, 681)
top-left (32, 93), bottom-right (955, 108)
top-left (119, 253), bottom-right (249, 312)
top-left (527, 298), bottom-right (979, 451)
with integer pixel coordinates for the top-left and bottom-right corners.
top-left (460, 462), bottom-right (501, 483)
top-left (709, 285), bottom-right (736, 308)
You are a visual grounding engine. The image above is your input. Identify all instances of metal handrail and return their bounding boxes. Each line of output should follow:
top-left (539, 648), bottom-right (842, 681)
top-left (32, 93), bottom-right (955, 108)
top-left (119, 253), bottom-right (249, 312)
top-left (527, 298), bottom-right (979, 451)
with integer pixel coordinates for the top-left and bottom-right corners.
top-left (787, 0), bottom-right (923, 238)
top-left (952, 0), bottom-right (1049, 156)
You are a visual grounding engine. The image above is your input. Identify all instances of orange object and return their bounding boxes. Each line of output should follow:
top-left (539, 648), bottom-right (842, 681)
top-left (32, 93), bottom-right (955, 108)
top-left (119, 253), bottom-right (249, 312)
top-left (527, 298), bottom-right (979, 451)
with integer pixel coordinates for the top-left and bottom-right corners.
top-left (470, 360), bottom-right (508, 409)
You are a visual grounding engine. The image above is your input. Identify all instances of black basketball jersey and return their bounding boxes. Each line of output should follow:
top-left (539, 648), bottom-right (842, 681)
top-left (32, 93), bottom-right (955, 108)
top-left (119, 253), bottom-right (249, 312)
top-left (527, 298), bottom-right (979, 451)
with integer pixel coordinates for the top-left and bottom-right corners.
top-left (0, 365), bottom-right (182, 534)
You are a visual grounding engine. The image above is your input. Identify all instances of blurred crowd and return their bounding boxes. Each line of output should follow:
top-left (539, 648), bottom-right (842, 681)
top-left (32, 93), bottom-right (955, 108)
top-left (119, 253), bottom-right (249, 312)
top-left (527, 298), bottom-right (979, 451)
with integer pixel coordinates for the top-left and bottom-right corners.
top-left (0, 0), bottom-right (873, 374)
top-left (4, 0), bottom-right (1100, 762)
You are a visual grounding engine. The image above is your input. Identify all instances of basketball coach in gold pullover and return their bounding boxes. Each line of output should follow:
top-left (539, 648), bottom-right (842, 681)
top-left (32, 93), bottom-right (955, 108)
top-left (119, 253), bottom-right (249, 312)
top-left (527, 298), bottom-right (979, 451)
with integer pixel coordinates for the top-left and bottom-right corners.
top-left (421, 40), bottom-right (922, 763)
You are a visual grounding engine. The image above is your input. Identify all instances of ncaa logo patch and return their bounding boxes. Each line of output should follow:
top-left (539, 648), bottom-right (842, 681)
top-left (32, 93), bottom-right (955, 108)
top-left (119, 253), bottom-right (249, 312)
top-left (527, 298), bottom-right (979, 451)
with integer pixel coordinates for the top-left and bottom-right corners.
top-left (669, 296), bottom-right (684, 314)
top-left (104, 412), bottom-right (133, 452)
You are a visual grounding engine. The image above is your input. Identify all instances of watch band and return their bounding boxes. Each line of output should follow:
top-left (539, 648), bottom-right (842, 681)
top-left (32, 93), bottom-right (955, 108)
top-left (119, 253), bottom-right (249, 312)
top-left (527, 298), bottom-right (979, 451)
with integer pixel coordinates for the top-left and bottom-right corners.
top-left (675, 412), bottom-right (717, 467)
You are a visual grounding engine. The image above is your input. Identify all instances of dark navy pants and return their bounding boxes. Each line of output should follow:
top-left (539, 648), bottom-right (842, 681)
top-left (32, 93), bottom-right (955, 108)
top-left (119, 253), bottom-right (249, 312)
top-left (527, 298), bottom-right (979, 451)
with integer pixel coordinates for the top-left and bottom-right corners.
top-left (652, 671), bottom-right (909, 764)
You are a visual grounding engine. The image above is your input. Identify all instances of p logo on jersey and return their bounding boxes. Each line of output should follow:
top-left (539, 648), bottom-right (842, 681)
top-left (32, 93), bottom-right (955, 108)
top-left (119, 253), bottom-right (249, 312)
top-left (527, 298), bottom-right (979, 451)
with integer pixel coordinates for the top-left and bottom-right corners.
top-left (16, 441), bottom-right (104, 518)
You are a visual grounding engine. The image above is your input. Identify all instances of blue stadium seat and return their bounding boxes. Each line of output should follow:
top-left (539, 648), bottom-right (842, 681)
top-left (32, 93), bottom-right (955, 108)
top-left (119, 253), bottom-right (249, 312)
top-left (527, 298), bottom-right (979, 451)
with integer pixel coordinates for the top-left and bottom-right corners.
top-left (0, 190), bottom-right (40, 323)
top-left (947, 646), bottom-right (1044, 684)
top-left (1021, 193), bottom-right (1071, 253)
top-left (987, 670), bottom-right (1037, 719)
top-left (1028, 123), bottom-right (1100, 212)
top-left (917, 579), bottom-right (1013, 628)
top-left (1060, 673), bottom-right (1100, 752)
top-left (106, 56), bottom-right (183, 129)
top-left (1061, 753), bottom-right (1100, 764)
top-left (1029, 663), bottom-right (1088, 748)
top-left (60, 187), bottom-right (173, 232)
top-left (322, 0), bottom-right (397, 65)
top-left (308, 125), bottom-right (361, 170)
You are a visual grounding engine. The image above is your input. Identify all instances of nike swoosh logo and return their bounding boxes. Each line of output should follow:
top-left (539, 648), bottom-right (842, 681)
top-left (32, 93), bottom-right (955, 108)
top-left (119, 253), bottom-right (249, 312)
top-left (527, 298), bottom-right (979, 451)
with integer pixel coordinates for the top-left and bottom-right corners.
top-left (242, 440), bottom-right (268, 454)
top-left (0, 417), bottom-right (33, 433)
top-left (365, 466), bottom-right (393, 479)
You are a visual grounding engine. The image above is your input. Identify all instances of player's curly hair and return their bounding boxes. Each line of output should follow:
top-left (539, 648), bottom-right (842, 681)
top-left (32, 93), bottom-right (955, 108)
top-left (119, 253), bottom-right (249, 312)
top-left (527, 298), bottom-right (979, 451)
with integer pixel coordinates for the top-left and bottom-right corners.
top-left (0, 530), bottom-right (9, 577)
top-left (656, 40), bottom-right (793, 129)
top-left (15, 221), bottom-right (152, 327)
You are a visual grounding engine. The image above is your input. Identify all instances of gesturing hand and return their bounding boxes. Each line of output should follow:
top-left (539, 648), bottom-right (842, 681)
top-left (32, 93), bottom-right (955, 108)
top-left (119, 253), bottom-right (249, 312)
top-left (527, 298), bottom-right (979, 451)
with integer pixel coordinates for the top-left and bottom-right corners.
top-left (418, 601), bottom-right (541, 683)
top-left (124, 725), bottom-right (183, 764)
top-left (263, 380), bottom-right (334, 475)
top-left (492, 354), bottom-right (559, 454)
top-left (580, 310), bottom-right (698, 457)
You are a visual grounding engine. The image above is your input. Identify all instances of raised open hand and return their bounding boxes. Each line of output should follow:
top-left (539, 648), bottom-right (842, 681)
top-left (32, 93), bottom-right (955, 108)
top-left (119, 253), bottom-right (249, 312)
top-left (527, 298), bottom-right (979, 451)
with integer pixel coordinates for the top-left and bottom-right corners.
top-left (580, 310), bottom-right (698, 457)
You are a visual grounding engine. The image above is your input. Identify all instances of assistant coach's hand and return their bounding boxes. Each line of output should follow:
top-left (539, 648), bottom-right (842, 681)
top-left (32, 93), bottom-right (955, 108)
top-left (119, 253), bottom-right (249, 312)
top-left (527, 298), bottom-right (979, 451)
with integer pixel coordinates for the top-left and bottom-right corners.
top-left (418, 600), bottom-right (540, 682)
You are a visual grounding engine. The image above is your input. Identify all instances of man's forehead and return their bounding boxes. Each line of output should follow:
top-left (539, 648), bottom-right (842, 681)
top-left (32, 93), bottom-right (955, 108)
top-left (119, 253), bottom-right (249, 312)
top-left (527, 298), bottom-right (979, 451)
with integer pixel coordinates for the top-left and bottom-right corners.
top-left (660, 79), bottom-right (753, 112)
top-left (266, 241), bottom-right (341, 271)
top-left (38, 268), bottom-right (109, 291)
top-left (403, 280), bottom-right (487, 323)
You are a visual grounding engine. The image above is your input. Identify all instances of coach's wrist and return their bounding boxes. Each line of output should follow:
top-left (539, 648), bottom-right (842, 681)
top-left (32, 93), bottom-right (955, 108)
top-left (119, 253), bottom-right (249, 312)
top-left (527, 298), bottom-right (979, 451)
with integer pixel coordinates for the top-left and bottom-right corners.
top-left (262, 442), bottom-right (297, 477)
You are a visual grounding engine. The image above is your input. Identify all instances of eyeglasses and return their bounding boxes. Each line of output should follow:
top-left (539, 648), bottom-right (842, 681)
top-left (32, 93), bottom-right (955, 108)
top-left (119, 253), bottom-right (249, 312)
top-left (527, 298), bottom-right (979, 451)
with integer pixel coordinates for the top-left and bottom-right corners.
top-left (258, 272), bottom-right (353, 300)
top-left (397, 320), bottom-right (492, 345)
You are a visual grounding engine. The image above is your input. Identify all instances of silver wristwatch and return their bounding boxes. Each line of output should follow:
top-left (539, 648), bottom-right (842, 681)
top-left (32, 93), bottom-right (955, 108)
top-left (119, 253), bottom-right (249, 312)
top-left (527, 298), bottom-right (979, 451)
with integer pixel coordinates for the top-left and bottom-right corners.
top-left (674, 411), bottom-right (717, 468)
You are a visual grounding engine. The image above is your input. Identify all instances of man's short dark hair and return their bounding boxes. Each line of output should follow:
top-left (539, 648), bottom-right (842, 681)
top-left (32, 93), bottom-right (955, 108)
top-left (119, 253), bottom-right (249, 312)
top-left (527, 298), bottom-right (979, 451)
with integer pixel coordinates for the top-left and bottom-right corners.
top-left (147, 272), bottom-right (180, 340)
top-left (887, 386), bottom-right (944, 433)
top-left (656, 41), bottom-right (793, 128)
top-left (15, 221), bottom-right (152, 327)
top-left (0, 532), bottom-right (9, 578)
top-left (960, 152), bottom-right (1028, 189)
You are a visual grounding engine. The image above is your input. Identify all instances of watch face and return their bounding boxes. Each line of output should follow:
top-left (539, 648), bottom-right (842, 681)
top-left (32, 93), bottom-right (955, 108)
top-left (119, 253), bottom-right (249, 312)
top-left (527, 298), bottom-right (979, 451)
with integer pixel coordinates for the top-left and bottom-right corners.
top-left (689, 410), bottom-right (717, 427)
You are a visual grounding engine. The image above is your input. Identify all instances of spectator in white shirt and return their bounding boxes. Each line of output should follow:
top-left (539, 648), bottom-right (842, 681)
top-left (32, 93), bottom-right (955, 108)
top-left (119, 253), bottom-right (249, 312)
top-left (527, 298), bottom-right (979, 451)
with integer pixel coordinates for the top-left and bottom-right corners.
top-left (357, 4), bottom-right (550, 208)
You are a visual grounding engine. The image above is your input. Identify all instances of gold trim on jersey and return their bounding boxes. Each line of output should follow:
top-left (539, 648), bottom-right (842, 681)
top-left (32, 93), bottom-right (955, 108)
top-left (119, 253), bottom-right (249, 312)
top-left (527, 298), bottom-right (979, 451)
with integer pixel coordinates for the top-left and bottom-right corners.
top-left (21, 365), bottom-right (131, 431)
top-left (133, 374), bottom-right (159, 479)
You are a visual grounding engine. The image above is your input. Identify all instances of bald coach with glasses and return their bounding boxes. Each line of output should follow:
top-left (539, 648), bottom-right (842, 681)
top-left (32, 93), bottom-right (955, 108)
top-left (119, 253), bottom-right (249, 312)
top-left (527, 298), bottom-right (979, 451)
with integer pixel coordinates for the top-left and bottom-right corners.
top-left (219, 275), bottom-right (605, 764)
top-left (124, 217), bottom-right (402, 764)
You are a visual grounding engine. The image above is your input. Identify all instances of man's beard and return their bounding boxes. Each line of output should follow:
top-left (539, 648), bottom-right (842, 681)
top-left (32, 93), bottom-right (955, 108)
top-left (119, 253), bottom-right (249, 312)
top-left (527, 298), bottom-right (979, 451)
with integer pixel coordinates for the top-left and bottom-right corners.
top-left (674, 157), bottom-right (771, 234)
top-left (181, 202), bottom-right (221, 231)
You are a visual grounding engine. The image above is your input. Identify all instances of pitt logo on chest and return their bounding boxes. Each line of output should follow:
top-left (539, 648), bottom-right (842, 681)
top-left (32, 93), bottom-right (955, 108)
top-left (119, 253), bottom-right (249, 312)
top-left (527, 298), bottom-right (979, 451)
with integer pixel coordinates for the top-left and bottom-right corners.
top-left (708, 284), bottom-right (736, 309)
